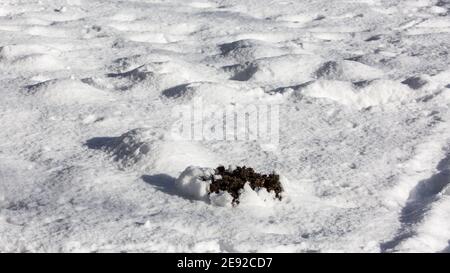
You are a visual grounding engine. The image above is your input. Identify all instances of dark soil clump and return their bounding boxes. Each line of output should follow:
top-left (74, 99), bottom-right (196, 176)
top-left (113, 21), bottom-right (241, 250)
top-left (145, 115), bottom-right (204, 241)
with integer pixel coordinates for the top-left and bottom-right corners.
top-left (205, 166), bottom-right (283, 205)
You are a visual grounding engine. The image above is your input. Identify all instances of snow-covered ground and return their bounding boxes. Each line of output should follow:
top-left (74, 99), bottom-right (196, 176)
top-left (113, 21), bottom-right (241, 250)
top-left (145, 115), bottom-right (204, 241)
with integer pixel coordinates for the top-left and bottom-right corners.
top-left (0, 0), bottom-right (449, 252)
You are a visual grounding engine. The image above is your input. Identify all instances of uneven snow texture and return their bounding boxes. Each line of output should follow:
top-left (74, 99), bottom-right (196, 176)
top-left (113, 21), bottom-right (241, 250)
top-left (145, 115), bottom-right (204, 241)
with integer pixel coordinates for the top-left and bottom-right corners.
top-left (1, 0), bottom-right (450, 252)
top-left (175, 166), bottom-right (214, 201)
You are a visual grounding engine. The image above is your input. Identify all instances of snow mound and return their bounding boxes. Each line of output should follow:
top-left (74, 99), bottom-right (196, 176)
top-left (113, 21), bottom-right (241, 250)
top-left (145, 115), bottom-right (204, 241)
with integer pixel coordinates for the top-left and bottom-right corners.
top-left (94, 128), bottom-right (159, 169)
top-left (357, 80), bottom-right (413, 107)
top-left (104, 65), bottom-right (157, 91)
top-left (300, 80), bottom-right (356, 105)
top-left (27, 79), bottom-right (113, 104)
top-left (218, 39), bottom-right (290, 61)
top-left (208, 183), bottom-right (280, 207)
top-left (0, 44), bottom-right (64, 72)
top-left (10, 54), bottom-right (64, 72)
top-left (0, 44), bottom-right (60, 60)
top-left (209, 191), bottom-right (234, 207)
top-left (226, 54), bottom-right (323, 85)
top-left (314, 60), bottom-right (384, 82)
top-left (301, 79), bottom-right (412, 109)
top-left (146, 60), bottom-right (219, 90)
top-left (175, 166), bottom-right (215, 201)
top-left (237, 183), bottom-right (281, 207)
top-left (162, 81), bottom-right (269, 104)
top-left (88, 128), bottom-right (219, 174)
top-left (93, 59), bottom-right (218, 92)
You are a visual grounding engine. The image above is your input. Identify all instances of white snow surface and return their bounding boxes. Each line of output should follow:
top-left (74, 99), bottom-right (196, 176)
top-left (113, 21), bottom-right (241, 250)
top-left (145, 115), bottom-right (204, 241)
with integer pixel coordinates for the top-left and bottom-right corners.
top-left (175, 166), bottom-right (214, 201)
top-left (0, 0), bottom-right (450, 252)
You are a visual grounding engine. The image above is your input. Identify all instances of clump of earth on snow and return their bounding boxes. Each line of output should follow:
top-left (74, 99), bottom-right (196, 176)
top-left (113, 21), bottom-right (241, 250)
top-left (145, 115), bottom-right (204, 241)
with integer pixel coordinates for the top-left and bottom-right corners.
top-left (175, 165), bottom-right (284, 206)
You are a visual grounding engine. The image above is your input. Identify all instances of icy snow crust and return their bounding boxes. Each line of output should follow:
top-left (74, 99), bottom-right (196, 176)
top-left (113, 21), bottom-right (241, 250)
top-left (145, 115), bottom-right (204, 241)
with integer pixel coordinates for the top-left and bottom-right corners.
top-left (1, 0), bottom-right (450, 252)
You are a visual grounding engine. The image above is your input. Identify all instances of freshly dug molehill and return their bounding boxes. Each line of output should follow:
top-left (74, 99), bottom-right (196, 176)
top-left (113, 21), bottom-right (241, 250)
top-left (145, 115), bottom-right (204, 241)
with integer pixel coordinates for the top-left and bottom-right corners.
top-left (205, 166), bottom-right (283, 204)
